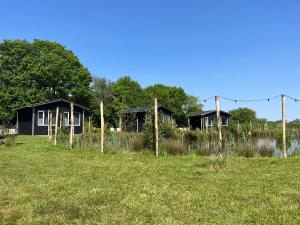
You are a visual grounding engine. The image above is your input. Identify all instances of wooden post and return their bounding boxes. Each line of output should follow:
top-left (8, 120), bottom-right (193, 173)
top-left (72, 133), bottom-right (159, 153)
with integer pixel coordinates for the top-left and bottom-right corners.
top-left (49, 112), bottom-right (53, 139)
top-left (215, 96), bottom-right (222, 151)
top-left (205, 118), bottom-right (208, 133)
top-left (264, 122), bottom-right (267, 131)
top-left (88, 116), bottom-right (91, 133)
top-left (69, 103), bottom-right (74, 149)
top-left (282, 95), bottom-right (287, 158)
top-left (154, 97), bottom-right (159, 157)
top-left (100, 101), bottom-right (104, 153)
top-left (237, 122), bottom-right (240, 132)
top-left (59, 111), bottom-right (62, 128)
top-left (188, 118), bottom-right (191, 129)
top-left (200, 118), bottom-right (203, 131)
top-left (54, 106), bottom-right (59, 145)
top-left (82, 109), bottom-right (85, 134)
top-left (16, 111), bottom-right (19, 134)
top-left (32, 107), bottom-right (35, 136)
top-left (136, 117), bottom-right (139, 133)
top-left (47, 110), bottom-right (50, 138)
top-left (119, 114), bottom-right (122, 131)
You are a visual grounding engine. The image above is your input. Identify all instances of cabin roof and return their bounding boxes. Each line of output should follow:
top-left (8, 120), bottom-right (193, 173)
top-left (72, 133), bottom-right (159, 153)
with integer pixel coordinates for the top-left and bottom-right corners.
top-left (187, 110), bottom-right (231, 118)
top-left (120, 106), bottom-right (173, 114)
top-left (14, 98), bottom-right (89, 111)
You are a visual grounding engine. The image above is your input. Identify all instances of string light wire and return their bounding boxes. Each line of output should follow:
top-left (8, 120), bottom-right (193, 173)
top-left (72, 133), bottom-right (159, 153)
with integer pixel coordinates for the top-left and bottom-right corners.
top-left (199, 95), bottom-right (300, 103)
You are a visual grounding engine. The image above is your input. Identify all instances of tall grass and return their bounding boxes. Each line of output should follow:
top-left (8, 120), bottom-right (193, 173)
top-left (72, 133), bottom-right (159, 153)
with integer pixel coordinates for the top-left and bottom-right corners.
top-left (56, 124), bottom-right (300, 158)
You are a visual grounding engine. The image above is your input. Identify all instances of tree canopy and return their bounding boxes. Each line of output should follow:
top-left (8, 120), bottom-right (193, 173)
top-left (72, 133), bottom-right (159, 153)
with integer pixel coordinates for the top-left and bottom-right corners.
top-left (0, 39), bottom-right (203, 127)
top-left (229, 107), bottom-right (257, 124)
top-left (0, 39), bottom-right (93, 125)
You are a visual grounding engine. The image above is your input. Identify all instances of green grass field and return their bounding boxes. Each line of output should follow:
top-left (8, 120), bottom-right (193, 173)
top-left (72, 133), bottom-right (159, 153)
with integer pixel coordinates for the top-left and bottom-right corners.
top-left (0, 136), bottom-right (299, 225)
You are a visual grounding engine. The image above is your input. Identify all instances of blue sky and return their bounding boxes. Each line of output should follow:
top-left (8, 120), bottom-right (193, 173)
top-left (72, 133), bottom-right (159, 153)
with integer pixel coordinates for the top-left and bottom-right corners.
top-left (1, 0), bottom-right (300, 121)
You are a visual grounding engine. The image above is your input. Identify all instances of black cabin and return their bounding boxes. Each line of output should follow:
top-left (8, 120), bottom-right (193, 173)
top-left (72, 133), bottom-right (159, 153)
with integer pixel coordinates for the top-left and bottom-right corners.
top-left (119, 106), bottom-right (173, 132)
top-left (187, 110), bottom-right (231, 130)
top-left (15, 99), bottom-right (88, 135)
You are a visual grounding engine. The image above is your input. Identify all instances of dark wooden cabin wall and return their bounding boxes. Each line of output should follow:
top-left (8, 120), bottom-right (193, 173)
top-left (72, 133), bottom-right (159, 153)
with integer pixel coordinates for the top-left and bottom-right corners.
top-left (18, 108), bottom-right (33, 135)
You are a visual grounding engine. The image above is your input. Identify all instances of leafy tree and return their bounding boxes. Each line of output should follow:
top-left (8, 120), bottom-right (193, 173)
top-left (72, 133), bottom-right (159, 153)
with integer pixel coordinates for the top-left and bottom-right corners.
top-left (111, 76), bottom-right (144, 111)
top-left (183, 95), bottom-right (203, 114)
top-left (91, 76), bottom-right (115, 126)
top-left (0, 39), bottom-right (93, 125)
top-left (142, 84), bottom-right (188, 126)
top-left (229, 107), bottom-right (257, 124)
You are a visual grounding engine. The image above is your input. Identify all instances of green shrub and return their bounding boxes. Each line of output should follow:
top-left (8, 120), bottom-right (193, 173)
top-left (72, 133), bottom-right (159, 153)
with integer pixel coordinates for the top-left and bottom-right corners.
top-left (275, 130), bottom-right (292, 151)
top-left (57, 126), bottom-right (69, 145)
top-left (159, 122), bottom-right (175, 139)
top-left (144, 112), bottom-right (154, 150)
top-left (4, 135), bottom-right (16, 147)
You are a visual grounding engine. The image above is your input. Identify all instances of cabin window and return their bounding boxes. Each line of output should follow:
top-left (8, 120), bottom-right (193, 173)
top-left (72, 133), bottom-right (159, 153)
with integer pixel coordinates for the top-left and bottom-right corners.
top-left (63, 112), bottom-right (69, 126)
top-left (37, 111), bottom-right (49, 126)
top-left (51, 112), bottom-right (56, 125)
top-left (62, 112), bottom-right (80, 126)
top-left (38, 111), bottom-right (44, 126)
top-left (222, 117), bottom-right (229, 126)
top-left (74, 112), bottom-right (80, 126)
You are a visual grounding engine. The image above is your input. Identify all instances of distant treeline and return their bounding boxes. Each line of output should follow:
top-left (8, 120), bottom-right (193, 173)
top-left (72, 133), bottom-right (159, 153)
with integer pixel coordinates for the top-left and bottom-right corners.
top-left (0, 39), bottom-right (202, 127)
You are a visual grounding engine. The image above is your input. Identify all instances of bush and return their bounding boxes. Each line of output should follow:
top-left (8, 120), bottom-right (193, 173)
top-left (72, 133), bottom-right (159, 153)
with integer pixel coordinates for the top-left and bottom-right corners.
top-left (4, 135), bottom-right (16, 147)
top-left (57, 126), bottom-right (70, 145)
top-left (161, 139), bottom-right (186, 155)
top-left (275, 130), bottom-right (292, 152)
top-left (159, 122), bottom-right (175, 139)
top-left (144, 112), bottom-right (154, 150)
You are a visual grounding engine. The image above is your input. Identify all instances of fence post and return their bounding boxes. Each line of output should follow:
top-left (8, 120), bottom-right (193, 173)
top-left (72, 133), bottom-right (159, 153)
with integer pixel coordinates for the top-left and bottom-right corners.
top-left (100, 101), bottom-right (104, 153)
top-left (215, 96), bottom-right (222, 152)
top-left (32, 107), bottom-right (35, 136)
top-left (154, 97), bottom-right (159, 157)
top-left (88, 116), bottom-right (91, 133)
top-left (119, 114), bottom-right (122, 131)
top-left (282, 95), bottom-right (287, 158)
top-left (69, 103), bottom-right (74, 149)
top-left (54, 106), bottom-right (59, 145)
top-left (47, 110), bottom-right (50, 137)
top-left (49, 111), bottom-right (52, 140)
top-left (82, 109), bottom-right (85, 134)
top-left (59, 111), bottom-right (62, 128)
top-left (264, 122), bottom-right (267, 131)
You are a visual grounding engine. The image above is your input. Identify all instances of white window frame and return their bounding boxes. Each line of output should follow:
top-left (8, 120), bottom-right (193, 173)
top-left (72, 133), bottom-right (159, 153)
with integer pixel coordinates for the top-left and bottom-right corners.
top-left (62, 111), bottom-right (81, 127)
top-left (222, 118), bottom-right (229, 127)
top-left (73, 112), bottom-right (81, 127)
top-left (51, 112), bottom-right (56, 126)
top-left (37, 110), bottom-right (45, 126)
top-left (37, 110), bottom-right (56, 126)
top-left (63, 112), bottom-right (70, 127)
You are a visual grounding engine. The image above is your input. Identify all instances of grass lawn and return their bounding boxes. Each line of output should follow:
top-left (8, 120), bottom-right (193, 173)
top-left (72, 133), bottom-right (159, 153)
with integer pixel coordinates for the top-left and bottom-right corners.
top-left (0, 136), bottom-right (299, 225)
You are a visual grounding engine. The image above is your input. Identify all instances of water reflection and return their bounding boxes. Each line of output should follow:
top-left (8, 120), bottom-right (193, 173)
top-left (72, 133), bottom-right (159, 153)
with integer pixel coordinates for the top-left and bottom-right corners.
top-left (256, 138), bottom-right (300, 157)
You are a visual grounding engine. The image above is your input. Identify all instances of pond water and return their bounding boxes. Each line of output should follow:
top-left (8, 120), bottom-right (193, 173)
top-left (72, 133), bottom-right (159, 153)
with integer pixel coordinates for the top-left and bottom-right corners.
top-left (256, 138), bottom-right (300, 157)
